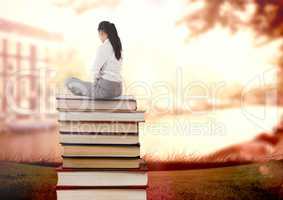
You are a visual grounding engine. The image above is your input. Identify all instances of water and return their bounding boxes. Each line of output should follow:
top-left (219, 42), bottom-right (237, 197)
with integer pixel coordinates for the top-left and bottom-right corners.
top-left (140, 106), bottom-right (283, 159)
top-left (0, 106), bottom-right (282, 162)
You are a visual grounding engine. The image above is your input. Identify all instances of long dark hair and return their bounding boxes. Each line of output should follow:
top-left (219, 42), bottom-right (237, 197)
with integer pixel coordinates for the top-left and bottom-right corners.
top-left (98, 21), bottom-right (122, 60)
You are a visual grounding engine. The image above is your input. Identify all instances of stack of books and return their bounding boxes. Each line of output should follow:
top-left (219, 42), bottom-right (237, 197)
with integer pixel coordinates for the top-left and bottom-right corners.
top-left (55, 93), bottom-right (147, 200)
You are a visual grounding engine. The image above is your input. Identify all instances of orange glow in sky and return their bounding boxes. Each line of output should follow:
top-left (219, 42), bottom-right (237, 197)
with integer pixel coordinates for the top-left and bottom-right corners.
top-left (0, 0), bottom-right (280, 85)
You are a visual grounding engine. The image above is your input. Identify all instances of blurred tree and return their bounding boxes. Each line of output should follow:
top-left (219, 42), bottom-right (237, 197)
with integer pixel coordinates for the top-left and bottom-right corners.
top-left (181, 0), bottom-right (283, 40)
top-left (179, 0), bottom-right (283, 97)
top-left (51, 0), bottom-right (120, 14)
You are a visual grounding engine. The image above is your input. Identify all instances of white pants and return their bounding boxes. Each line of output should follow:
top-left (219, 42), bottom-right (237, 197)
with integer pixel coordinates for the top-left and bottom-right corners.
top-left (65, 77), bottom-right (122, 99)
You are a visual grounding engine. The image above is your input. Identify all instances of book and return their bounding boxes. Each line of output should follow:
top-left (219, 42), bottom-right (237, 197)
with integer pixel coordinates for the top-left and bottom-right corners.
top-left (62, 144), bottom-right (140, 157)
top-left (62, 157), bottom-right (141, 169)
top-left (56, 94), bottom-right (136, 101)
top-left (56, 95), bottom-right (137, 111)
top-left (60, 133), bottom-right (139, 145)
top-left (58, 111), bottom-right (145, 122)
top-left (57, 170), bottom-right (147, 187)
top-left (59, 121), bottom-right (138, 133)
top-left (57, 189), bottom-right (146, 200)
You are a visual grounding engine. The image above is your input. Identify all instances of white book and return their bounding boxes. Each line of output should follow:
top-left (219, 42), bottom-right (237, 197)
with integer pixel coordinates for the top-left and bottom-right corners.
top-left (60, 134), bottom-right (139, 145)
top-left (58, 111), bottom-right (145, 122)
top-left (59, 121), bottom-right (139, 133)
top-left (62, 157), bottom-right (141, 169)
top-left (56, 95), bottom-right (137, 111)
top-left (56, 93), bottom-right (136, 101)
top-left (57, 170), bottom-right (148, 187)
top-left (57, 189), bottom-right (146, 200)
top-left (62, 144), bottom-right (140, 157)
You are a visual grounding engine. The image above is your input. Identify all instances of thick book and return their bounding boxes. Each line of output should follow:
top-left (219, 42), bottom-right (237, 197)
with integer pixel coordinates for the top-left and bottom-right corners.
top-left (56, 189), bottom-right (146, 200)
top-left (58, 111), bottom-right (145, 122)
top-left (57, 169), bottom-right (147, 187)
top-left (62, 144), bottom-right (140, 157)
top-left (59, 121), bottom-right (139, 133)
top-left (62, 157), bottom-right (141, 169)
top-left (60, 133), bottom-right (139, 145)
top-left (56, 95), bottom-right (137, 111)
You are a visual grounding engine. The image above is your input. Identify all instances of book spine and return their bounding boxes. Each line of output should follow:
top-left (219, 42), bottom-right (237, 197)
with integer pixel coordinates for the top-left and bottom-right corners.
top-left (56, 168), bottom-right (148, 172)
top-left (62, 156), bottom-right (141, 159)
top-left (56, 185), bottom-right (148, 190)
top-left (59, 132), bottom-right (139, 136)
top-left (60, 143), bottom-right (140, 147)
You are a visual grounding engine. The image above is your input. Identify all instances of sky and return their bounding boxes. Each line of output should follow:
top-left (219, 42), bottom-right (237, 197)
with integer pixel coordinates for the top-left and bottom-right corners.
top-left (0, 0), bottom-right (281, 88)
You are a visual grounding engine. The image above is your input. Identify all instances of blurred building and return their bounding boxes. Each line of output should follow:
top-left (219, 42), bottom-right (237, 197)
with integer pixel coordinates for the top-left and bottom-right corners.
top-left (0, 18), bottom-right (64, 123)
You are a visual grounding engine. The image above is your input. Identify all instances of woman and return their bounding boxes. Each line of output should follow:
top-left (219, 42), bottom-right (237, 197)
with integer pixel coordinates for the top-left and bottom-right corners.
top-left (65, 21), bottom-right (123, 99)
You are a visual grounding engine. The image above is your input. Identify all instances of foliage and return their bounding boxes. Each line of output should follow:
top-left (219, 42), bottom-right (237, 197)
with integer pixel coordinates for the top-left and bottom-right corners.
top-left (51, 0), bottom-right (120, 14)
top-left (180, 0), bottom-right (283, 70)
top-left (181, 0), bottom-right (283, 40)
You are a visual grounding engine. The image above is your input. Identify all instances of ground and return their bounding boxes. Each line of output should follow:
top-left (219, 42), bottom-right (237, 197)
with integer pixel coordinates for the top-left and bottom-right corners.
top-left (1, 160), bottom-right (283, 200)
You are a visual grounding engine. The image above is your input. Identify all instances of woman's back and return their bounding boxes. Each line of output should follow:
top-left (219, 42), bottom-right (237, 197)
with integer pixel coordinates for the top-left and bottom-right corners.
top-left (94, 38), bottom-right (122, 82)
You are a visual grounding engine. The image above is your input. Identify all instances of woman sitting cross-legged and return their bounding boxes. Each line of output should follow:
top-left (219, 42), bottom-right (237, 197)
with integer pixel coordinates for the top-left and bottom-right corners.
top-left (65, 21), bottom-right (123, 99)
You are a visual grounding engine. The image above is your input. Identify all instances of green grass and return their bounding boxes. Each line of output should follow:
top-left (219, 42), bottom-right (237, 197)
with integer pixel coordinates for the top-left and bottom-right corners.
top-left (148, 160), bottom-right (283, 200)
top-left (1, 160), bottom-right (283, 200)
top-left (0, 162), bottom-right (57, 200)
